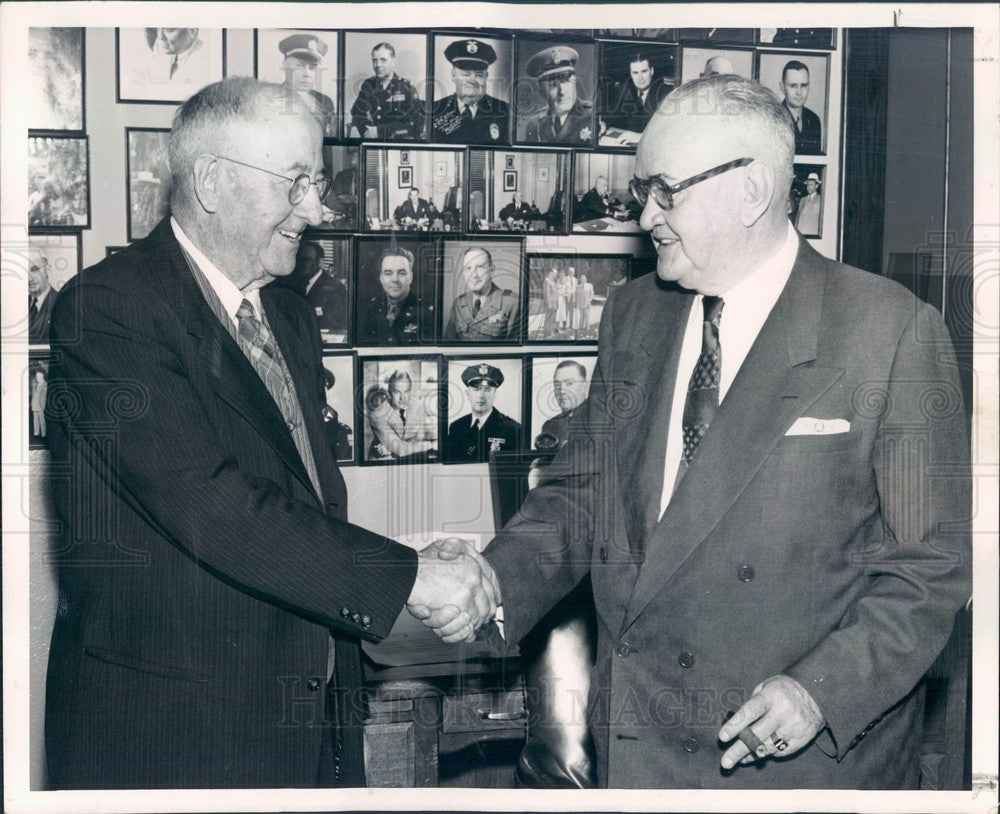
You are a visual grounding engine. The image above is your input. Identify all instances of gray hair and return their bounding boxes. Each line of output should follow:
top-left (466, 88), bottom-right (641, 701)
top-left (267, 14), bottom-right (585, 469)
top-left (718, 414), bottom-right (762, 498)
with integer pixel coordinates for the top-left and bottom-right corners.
top-left (168, 76), bottom-right (321, 206)
top-left (661, 74), bottom-right (795, 192)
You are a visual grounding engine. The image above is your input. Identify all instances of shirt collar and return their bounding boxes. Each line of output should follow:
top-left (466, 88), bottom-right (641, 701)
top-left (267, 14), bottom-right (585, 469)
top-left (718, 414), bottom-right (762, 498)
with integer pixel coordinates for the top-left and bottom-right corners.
top-left (456, 99), bottom-right (478, 116)
top-left (472, 409), bottom-right (493, 427)
top-left (171, 217), bottom-right (261, 323)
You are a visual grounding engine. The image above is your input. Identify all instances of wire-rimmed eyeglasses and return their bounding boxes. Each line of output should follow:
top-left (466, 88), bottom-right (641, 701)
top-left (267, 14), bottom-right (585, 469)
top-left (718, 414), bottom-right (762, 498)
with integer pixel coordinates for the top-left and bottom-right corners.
top-left (212, 155), bottom-right (331, 205)
top-left (629, 157), bottom-right (754, 211)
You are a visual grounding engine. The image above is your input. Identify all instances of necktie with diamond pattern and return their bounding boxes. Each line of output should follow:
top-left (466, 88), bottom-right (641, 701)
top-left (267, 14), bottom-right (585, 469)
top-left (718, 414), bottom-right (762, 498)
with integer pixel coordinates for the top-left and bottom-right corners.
top-left (681, 296), bottom-right (724, 464)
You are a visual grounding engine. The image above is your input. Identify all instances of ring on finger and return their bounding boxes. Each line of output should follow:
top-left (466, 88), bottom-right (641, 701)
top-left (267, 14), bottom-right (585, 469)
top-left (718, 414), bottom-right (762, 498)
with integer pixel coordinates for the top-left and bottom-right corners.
top-left (770, 733), bottom-right (789, 752)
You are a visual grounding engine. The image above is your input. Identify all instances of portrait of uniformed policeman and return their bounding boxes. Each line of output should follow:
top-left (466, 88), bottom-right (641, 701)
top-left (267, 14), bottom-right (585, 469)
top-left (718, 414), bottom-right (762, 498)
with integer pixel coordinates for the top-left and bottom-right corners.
top-left (444, 362), bottom-right (523, 464)
top-left (344, 32), bottom-right (428, 140)
top-left (442, 242), bottom-right (522, 343)
top-left (355, 239), bottom-right (435, 346)
top-left (516, 40), bottom-right (597, 146)
top-left (275, 31), bottom-right (337, 136)
top-left (431, 36), bottom-right (512, 145)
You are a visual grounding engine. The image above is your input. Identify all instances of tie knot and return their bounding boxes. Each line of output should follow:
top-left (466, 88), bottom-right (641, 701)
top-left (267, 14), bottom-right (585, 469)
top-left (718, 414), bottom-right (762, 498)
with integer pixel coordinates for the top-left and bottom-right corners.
top-left (236, 298), bottom-right (257, 322)
top-left (703, 296), bottom-right (724, 327)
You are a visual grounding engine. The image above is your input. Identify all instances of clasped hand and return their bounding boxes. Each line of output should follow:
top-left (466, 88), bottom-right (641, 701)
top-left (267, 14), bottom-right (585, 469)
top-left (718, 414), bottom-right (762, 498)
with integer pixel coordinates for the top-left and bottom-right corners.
top-left (406, 538), bottom-right (500, 643)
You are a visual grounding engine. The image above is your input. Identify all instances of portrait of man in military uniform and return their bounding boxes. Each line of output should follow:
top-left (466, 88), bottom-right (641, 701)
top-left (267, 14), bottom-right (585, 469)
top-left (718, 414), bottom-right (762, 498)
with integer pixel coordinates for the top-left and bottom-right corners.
top-left (442, 241), bottom-right (523, 343)
top-left (345, 33), bottom-right (428, 140)
top-left (515, 39), bottom-right (597, 146)
top-left (444, 361), bottom-right (523, 464)
top-left (355, 238), bottom-right (436, 346)
top-left (431, 35), bottom-right (512, 145)
top-left (256, 30), bottom-right (338, 137)
top-left (528, 354), bottom-right (597, 450)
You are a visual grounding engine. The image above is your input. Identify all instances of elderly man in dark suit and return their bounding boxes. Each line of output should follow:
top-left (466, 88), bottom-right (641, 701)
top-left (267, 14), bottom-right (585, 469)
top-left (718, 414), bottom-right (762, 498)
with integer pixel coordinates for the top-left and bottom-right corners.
top-left (28, 250), bottom-right (56, 343)
top-left (432, 38), bottom-right (510, 144)
top-left (43, 76), bottom-right (497, 790)
top-left (423, 74), bottom-right (971, 789)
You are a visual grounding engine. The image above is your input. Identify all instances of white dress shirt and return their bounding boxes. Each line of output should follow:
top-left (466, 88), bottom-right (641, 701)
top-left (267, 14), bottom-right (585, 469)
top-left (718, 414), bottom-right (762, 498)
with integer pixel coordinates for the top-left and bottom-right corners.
top-left (659, 222), bottom-right (799, 516)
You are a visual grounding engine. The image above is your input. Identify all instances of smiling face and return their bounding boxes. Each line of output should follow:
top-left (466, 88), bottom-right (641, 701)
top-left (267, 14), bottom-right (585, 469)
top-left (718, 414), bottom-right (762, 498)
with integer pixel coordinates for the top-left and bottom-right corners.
top-left (630, 59), bottom-right (654, 92)
top-left (388, 377), bottom-right (411, 410)
top-left (372, 47), bottom-right (395, 81)
top-left (213, 113), bottom-right (325, 289)
top-left (542, 73), bottom-right (576, 116)
top-left (780, 67), bottom-right (810, 111)
top-left (453, 67), bottom-right (488, 106)
top-left (467, 380), bottom-right (497, 416)
top-left (461, 248), bottom-right (493, 295)
top-left (283, 56), bottom-right (318, 92)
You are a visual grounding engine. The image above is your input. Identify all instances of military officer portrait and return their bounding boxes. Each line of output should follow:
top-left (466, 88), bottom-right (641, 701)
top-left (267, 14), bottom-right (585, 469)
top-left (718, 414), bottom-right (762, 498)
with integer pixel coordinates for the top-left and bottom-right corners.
top-left (255, 30), bottom-right (338, 137)
top-left (345, 32), bottom-right (428, 140)
top-left (515, 39), bottom-right (597, 147)
top-left (442, 241), bottom-right (524, 343)
top-left (444, 360), bottom-right (524, 464)
top-left (355, 238), bottom-right (436, 346)
top-left (431, 35), bottom-right (512, 145)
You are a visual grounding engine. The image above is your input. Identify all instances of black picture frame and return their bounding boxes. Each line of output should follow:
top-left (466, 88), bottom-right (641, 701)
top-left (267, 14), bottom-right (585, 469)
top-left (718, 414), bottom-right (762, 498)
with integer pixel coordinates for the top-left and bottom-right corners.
top-left (442, 353), bottom-right (526, 465)
top-left (679, 45), bottom-right (756, 83)
top-left (28, 349), bottom-right (54, 450)
top-left (525, 251), bottom-right (630, 343)
top-left (115, 27), bottom-right (227, 105)
top-left (467, 147), bottom-right (571, 234)
top-left (320, 350), bottom-right (357, 465)
top-left (572, 152), bottom-right (642, 235)
top-left (596, 40), bottom-right (677, 150)
top-left (353, 234), bottom-right (439, 347)
top-left (27, 232), bottom-right (82, 345)
top-left (28, 27), bottom-right (85, 133)
top-left (525, 351), bottom-right (598, 450)
top-left (502, 170), bottom-right (517, 191)
top-left (790, 163), bottom-right (826, 239)
top-left (758, 50), bottom-right (831, 156)
top-left (298, 233), bottom-right (353, 345)
top-left (358, 354), bottom-right (442, 466)
top-left (758, 28), bottom-right (837, 50)
top-left (28, 135), bottom-right (90, 230)
top-left (439, 235), bottom-right (526, 345)
top-left (363, 146), bottom-right (465, 233)
top-left (126, 127), bottom-right (171, 242)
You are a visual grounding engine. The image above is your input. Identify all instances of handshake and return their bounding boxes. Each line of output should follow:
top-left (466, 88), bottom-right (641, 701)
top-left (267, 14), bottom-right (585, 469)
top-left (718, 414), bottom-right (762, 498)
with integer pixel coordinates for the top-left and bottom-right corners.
top-left (406, 538), bottom-right (501, 643)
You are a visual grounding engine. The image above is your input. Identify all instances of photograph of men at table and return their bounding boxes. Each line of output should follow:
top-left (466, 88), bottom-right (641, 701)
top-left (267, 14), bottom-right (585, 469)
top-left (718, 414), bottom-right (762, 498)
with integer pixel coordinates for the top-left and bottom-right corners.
top-left (344, 32), bottom-right (428, 140)
top-left (572, 152), bottom-right (642, 233)
top-left (431, 34), bottom-right (512, 145)
top-left (442, 241), bottom-right (523, 343)
top-left (597, 42), bottom-right (675, 148)
top-left (514, 38), bottom-right (597, 146)
top-left (467, 148), bottom-right (569, 233)
top-left (362, 148), bottom-right (464, 232)
top-left (354, 237), bottom-right (437, 345)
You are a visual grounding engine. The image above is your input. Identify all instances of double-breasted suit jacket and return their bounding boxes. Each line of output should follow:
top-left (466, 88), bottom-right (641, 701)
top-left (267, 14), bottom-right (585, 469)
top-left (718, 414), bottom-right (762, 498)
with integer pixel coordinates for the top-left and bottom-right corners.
top-left (44, 218), bottom-right (418, 789)
top-left (485, 237), bottom-right (970, 788)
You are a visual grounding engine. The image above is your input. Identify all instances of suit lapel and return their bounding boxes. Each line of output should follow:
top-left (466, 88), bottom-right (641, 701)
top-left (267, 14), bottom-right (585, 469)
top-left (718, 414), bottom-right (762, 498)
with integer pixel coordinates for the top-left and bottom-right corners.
top-left (621, 247), bottom-right (844, 632)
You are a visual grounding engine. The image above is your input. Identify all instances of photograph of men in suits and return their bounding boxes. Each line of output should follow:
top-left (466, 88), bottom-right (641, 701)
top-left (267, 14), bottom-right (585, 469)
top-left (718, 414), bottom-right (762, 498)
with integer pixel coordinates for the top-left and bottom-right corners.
top-left (521, 45), bottom-right (594, 146)
top-left (28, 250), bottom-right (56, 344)
top-left (498, 192), bottom-right (536, 225)
top-left (421, 74), bottom-right (971, 790)
top-left (393, 187), bottom-right (433, 229)
top-left (780, 59), bottom-right (823, 154)
top-left (432, 37), bottom-right (511, 144)
top-left (444, 362), bottom-right (522, 463)
top-left (43, 76), bottom-right (496, 790)
top-left (443, 245), bottom-right (520, 342)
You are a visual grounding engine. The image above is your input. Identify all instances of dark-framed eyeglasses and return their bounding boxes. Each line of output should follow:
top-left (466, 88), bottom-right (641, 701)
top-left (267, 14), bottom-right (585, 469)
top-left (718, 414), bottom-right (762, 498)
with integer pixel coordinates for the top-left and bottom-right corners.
top-left (629, 157), bottom-right (754, 211)
top-left (212, 155), bottom-right (331, 205)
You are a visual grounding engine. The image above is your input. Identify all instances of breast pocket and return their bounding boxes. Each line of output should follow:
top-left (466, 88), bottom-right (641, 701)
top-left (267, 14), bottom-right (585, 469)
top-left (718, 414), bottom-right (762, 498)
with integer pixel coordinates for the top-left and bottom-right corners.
top-left (771, 429), bottom-right (864, 455)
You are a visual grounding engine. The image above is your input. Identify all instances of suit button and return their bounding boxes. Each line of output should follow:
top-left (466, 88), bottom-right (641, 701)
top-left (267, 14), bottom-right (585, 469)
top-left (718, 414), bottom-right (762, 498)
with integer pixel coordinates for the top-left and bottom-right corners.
top-left (307, 677), bottom-right (321, 691)
top-left (599, 547), bottom-right (608, 562)
top-left (738, 565), bottom-right (755, 582)
top-left (682, 737), bottom-right (700, 753)
top-left (362, 614), bottom-right (371, 627)
top-left (340, 607), bottom-right (351, 618)
top-left (351, 612), bottom-right (361, 623)
top-left (615, 642), bottom-right (633, 658)
top-left (678, 652), bottom-right (695, 668)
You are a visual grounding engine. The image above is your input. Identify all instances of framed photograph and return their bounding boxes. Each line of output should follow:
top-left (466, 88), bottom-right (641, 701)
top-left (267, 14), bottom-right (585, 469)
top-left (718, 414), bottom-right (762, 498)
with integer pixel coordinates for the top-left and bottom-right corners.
top-left (758, 51), bottom-right (830, 155)
top-left (572, 152), bottom-right (642, 234)
top-left (597, 41), bottom-right (677, 148)
top-left (758, 28), bottom-right (836, 50)
top-left (514, 35), bottom-right (598, 147)
top-left (363, 147), bottom-right (464, 232)
top-left (28, 27), bottom-right (85, 132)
top-left (354, 234), bottom-right (438, 346)
top-left (116, 28), bottom-right (226, 104)
top-left (431, 32), bottom-right (513, 145)
top-left (443, 354), bottom-right (525, 464)
top-left (676, 28), bottom-right (756, 45)
top-left (27, 233), bottom-right (81, 345)
top-left (343, 31), bottom-right (429, 140)
top-left (126, 128), bottom-right (171, 241)
top-left (790, 163), bottom-right (826, 238)
top-left (594, 29), bottom-right (678, 40)
top-left (467, 148), bottom-right (570, 234)
top-left (440, 237), bottom-right (525, 344)
top-left (526, 252), bottom-right (630, 342)
top-left (679, 46), bottom-right (755, 83)
top-left (526, 353), bottom-right (598, 450)
top-left (28, 135), bottom-right (89, 229)
top-left (254, 29), bottom-right (338, 137)
top-left (320, 143), bottom-right (360, 231)
top-left (359, 356), bottom-right (441, 465)
top-left (296, 235), bottom-right (352, 345)
top-left (320, 351), bottom-right (357, 464)
top-left (28, 350), bottom-right (53, 450)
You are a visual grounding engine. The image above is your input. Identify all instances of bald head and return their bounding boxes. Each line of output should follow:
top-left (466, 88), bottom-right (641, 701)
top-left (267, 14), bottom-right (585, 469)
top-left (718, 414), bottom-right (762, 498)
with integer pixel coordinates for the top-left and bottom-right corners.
top-left (701, 56), bottom-right (735, 77)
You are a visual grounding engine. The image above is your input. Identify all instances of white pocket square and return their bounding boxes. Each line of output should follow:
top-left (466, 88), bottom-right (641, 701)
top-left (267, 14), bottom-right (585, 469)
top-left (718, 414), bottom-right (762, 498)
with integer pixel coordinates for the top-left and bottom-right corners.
top-left (785, 417), bottom-right (851, 436)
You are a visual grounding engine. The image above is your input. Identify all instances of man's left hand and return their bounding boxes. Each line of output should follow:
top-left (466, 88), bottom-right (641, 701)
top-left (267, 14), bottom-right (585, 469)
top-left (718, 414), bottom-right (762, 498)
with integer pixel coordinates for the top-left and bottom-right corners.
top-left (718, 675), bottom-right (824, 770)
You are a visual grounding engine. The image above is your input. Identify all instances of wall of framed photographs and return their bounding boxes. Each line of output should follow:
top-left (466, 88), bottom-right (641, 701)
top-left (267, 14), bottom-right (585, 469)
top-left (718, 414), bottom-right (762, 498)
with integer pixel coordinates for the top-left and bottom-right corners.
top-left (26, 24), bottom-right (843, 538)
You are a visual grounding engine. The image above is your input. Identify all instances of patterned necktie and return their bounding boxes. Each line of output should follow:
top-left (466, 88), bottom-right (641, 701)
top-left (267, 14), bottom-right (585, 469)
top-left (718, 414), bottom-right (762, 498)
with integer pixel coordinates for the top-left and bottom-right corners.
top-left (681, 296), bottom-right (724, 464)
top-left (236, 298), bottom-right (285, 393)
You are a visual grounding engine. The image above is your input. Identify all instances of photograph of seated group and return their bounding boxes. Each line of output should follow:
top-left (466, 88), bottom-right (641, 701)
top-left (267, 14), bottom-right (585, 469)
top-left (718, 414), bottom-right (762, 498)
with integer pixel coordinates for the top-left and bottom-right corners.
top-left (17, 10), bottom-right (988, 806)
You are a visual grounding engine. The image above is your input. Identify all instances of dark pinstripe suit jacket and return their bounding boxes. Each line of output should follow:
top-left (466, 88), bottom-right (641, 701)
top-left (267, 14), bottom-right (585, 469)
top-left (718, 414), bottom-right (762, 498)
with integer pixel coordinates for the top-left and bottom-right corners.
top-left (44, 218), bottom-right (418, 789)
